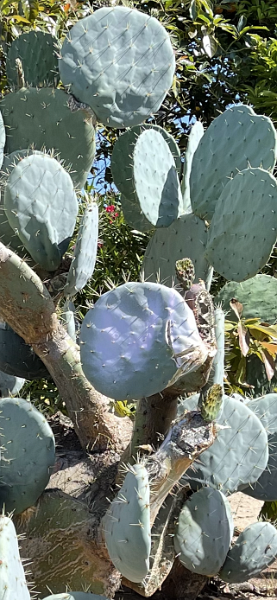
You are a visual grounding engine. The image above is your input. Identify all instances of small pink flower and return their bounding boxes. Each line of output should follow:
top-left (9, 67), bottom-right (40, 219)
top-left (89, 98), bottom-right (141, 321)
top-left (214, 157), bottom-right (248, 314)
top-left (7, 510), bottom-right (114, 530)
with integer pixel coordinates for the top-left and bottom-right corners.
top-left (106, 205), bottom-right (115, 213)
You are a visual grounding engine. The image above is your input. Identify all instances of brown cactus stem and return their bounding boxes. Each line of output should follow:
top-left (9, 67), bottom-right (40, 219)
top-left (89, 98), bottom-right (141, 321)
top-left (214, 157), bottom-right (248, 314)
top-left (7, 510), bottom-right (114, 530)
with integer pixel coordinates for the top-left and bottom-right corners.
top-left (145, 411), bottom-right (216, 526)
top-left (0, 243), bottom-right (132, 453)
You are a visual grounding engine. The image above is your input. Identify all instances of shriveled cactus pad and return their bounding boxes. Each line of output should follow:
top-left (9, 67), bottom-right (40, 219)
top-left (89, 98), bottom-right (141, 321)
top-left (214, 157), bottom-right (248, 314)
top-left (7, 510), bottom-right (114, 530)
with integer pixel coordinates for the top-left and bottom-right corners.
top-left (80, 282), bottom-right (206, 400)
top-left (59, 6), bottom-right (175, 127)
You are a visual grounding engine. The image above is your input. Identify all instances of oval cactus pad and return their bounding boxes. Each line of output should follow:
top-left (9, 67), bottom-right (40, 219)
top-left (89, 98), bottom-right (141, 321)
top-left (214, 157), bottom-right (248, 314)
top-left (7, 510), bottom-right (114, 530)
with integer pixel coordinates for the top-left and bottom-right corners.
top-left (59, 6), bottom-right (175, 127)
top-left (80, 282), bottom-right (205, 400)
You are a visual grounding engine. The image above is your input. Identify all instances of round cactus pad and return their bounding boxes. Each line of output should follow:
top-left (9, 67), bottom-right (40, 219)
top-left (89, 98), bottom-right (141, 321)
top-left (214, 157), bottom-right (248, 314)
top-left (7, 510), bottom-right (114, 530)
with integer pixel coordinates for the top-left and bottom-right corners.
top-left (103, 464), bottom-right (151, 582)
top-left (0, 515), bottom-right (31, 599)
top-left (0, 397), bottom-right (55, 514)
top-left (190, 105), bottom-right (277, 221)
top-left (142, 213), bottom-right (209, 287)
top-left (80, 281), bottom-right (205, 400)
top-left (59, 6), bottom-right (175, 127)
top-left (6, 31), bottom-right (59, 88)
top-left (205, 168), bottom-right (277, 282)
top-left (174, 487), bottom-right (234, 576)
top-left (183, 395), bottom-right (269, 494)
top-left (241, 395), bottom-right (277, 501)
top-left (4, 153), bottom-right (78, 271)
top-left (220, 522), bottom-right (277, 583)
top-left (215, 275), bottom-right (277, 323)
top-left (0, 87), bottom-right (96, 188)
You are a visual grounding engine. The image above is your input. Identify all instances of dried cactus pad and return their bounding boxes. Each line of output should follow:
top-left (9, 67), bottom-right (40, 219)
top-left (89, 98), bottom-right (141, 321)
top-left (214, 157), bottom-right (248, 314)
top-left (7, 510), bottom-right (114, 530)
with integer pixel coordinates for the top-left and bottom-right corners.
top-left (59, 6), bottom-right (175, 127)
top-left (80, 282), bottom-right (206, 400)
top-left (0, 397), bottom-right (55, 514)
top-left (0, 515), bottom-right (31, 600)
top-left (6, 31), bottom-right (59, 88)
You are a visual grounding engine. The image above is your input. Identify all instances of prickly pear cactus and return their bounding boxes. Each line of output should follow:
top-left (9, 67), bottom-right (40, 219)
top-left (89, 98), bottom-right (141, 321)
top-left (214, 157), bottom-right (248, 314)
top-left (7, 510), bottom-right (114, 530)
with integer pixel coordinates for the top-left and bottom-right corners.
top-left (0, 515), bottom-right (31, 600)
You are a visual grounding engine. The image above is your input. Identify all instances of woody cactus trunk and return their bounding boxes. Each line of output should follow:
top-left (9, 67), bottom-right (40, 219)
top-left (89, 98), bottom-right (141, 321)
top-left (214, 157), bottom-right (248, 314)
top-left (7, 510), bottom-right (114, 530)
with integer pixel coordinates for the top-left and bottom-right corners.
top-left (1, 6), bottom-right (277, 600)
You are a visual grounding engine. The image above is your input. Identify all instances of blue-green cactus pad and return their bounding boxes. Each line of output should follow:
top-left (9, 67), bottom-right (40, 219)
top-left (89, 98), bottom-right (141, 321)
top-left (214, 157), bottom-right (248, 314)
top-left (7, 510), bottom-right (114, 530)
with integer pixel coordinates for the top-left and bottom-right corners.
top-left (64, 201), bottom-right (98, 297)
top-left (0, 370), bottom-right (25, 397)
top-left (120, 194), bottom-right (153, 233)
top-left (112, 124), bottom-right (181, 202)
top-left (44, 595), bottom-right (109, 600)
top-left (103, 463), bottom-right (151, 582)
top-left (241, 394), bottom-right (277, 501)
top-left (80, 281), bottom-right (205, 400)
top-left (0, 87), bottom-right (96, 188)
top-left (0, 110), bottom-right (5, 169)
top-left (220, 522), bottom-right (277, 583)
top-left (174, 487), bottom-right (233, 576)
top-left (59, 6), bottom-right (175, 128)
top-left (0, 322), bottom-right (49, 379)
top-left (6, 31), bottom-right (59, 88)
top-left (0, 149), bottom-right (44, 252)
top-left (183, 395), bottom-right (269, 494)
top-left (0, 515), bottom-right (31, 599)
top-left (181, 121), bottom-right (204, 214)
top-left (205, 168), bottom-right (277, 282)
top-left (133, 129), bottom-right (183, 227)
top-left (0, 397), bottom-right (55, 514)
top-left (215, 275), bottom-right (277, 323)
top-left (4, 153), bottom-right (78, 271)
top-left (190, 105), bottom-right (277, 221)
top-left (142, 213), bottom-right (209, 286)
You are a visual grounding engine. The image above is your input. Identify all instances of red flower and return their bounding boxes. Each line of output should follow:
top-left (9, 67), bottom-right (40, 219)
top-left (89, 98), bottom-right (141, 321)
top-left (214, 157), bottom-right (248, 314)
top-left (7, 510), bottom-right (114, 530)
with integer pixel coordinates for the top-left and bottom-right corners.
top-left (105, 205), bottom-right (115, 213)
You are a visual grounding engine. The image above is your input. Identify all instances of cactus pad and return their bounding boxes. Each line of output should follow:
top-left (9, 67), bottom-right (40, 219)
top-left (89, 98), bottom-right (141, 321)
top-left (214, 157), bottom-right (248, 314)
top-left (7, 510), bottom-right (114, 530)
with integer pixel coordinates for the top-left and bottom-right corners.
top-left (103, 463), bottom-right (151, 582)
top-left (59, 6), bottom-right (175, 127)
top-left (181, 121), bottom-right (204, 213)
top-left (0, 87), bottom-right (96, 188)
top-left (220, 522), bottom-right (277, 583)
top-left (0, 322), bottom-right (49, 379)
top-left (6, 31), bottom-right (59, 88)
top-left (190, 105), bottom-right (277, 221)
top-left (0, 515), bottom-right (31, 599)
top-left (64, 200), bottom-right (98, 297)
top-left (0, 397), bottom-right (55, 514)
top-left (0, 110), bottom-right (5, 169)
top-left (4, 153), bottom-right (78, 271)
top-left (80, 281), bottom-right (206, 400)
top-left (142, 213), bottom-right (209, 287)
top-left (215, 274), bottom-right (277, 323)
top-left (205, 168), bottom-right (277, 282)
top-left (174, 487), bottom-right (234, 576)
top-left (44, 594), bottom-right (109, 600)
top-left (183, 395), bottom-right (269, 494)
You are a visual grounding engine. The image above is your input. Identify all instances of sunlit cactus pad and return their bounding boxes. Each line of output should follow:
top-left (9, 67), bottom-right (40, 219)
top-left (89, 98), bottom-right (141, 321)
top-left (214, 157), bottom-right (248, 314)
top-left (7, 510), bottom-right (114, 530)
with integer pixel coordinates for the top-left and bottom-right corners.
top-left (103, 463), bottom-right (151, 582)
top-left (216, 274), bottom-right (277, 323)
top-left (174, 487), bottom-right (234, 576)
top-left (0, 397), bottom-right (55, 514)
top-left (80, 281), bottom-right (206, 400)
top-left (0, 515), bottom-right (31, 600)
top-left (6, 31), bottom-right (59, 88)
top-left (182, 395), bottom-right (269, 494)
top-left (220, 522), bottom-right (277, 583)
top-left (190, 104), bottom-right (277, 221)
top-left (142, 213), bottom-right (209, 286)
top-left (4, 153), bottom-right (78, 271)
top-left (59, 6), bottom-right (175, 127)
top-left (205, 168), bottom-right (277, 282)
top-left (0, 110), bottom-right (5, 169)
top-left (0, 87), bottom-right (96, 188)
